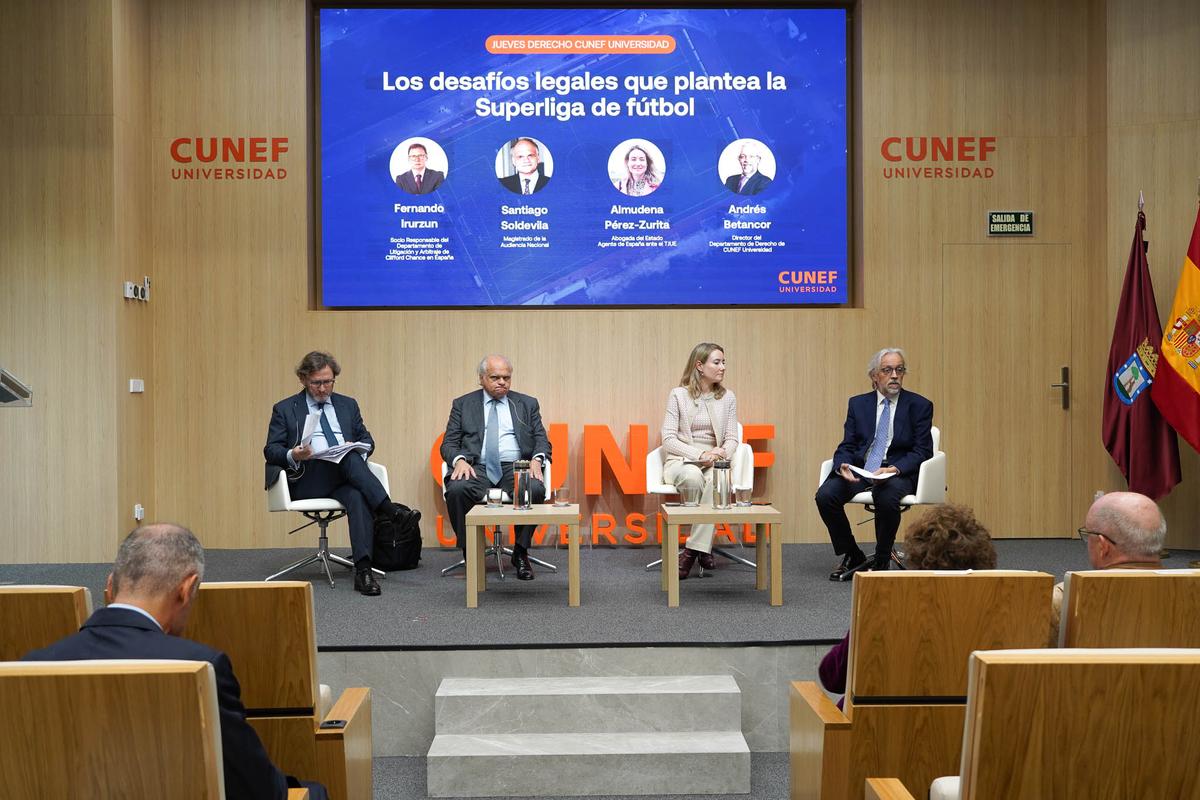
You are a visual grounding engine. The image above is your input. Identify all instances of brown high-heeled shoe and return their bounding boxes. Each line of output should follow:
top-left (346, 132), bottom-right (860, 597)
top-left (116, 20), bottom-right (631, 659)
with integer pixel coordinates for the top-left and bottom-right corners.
top-left (678, 547), bottom-right (698, 579)
top-left (698, 550), bottom-right (716, 571)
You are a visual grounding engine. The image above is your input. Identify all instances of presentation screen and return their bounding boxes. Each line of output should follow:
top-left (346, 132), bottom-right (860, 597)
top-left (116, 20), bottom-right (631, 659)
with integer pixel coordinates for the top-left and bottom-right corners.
top-left (317, 6), bottom-right (849, 307)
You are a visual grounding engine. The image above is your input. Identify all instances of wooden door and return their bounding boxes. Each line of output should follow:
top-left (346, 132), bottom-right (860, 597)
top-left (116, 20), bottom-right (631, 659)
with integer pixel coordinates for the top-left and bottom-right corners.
top-left (940, 244), bottom-right (1074, 537)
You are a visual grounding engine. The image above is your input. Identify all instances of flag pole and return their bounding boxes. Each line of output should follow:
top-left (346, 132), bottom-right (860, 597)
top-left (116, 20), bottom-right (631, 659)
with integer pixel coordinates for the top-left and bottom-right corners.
top-left (1139, 190), bottom-right (1144, 212)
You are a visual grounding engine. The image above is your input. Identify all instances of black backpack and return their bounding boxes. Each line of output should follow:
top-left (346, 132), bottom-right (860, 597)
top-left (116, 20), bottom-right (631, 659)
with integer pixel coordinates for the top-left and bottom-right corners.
top-left (373, 503), bottom-right (422, 571)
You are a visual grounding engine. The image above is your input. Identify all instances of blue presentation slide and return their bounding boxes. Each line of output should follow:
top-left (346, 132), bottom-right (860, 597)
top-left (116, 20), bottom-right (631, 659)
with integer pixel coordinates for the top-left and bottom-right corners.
top-left (319, 7), bottom-right (848, 307)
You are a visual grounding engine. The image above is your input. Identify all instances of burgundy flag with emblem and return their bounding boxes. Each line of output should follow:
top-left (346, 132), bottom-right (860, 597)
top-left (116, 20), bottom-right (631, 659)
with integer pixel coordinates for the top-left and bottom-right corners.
top-left (1102, 210), bottom-right (1181, 499)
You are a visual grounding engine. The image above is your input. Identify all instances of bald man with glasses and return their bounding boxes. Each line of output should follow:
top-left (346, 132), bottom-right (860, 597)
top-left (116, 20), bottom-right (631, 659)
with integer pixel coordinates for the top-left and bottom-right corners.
top-left (816, 348), bottom-right (934, 581)
top-left (1048, 491), bottom-right (1165, 644)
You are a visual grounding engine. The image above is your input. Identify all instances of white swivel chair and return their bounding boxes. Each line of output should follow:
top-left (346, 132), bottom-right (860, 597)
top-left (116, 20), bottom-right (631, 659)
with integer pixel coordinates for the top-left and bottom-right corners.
top-left (817, 426), bottom-right (946, 578)
top-left (266, 462), bottom-right (389, 586)
top-left (439, 460), bottom-right (557, 578)
top-left (644, 423), bottom-right (757, 571)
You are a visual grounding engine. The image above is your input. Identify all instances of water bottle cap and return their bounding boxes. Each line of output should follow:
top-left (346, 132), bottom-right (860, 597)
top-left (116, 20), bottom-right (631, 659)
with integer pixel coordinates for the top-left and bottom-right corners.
top-left (713, 459), bottom-right (731, 469)
top-left (513, 459), bottom-right (531, 469)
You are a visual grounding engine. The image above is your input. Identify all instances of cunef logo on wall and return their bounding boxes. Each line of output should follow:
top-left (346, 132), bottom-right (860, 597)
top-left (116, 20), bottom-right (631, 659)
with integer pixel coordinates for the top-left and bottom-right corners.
top-left (880, 136), bottom-right (995, 180)
top-left (170, 137), bottom-right (289, 181)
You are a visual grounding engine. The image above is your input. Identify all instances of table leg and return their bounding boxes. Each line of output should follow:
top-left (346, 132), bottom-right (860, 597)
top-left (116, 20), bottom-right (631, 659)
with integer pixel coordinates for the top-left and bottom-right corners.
top-left (466, 524), bottom-right (480, 608)
top-left (769, 523), bottom-right (782, 606)
top-left (755, 523), bottom-right (767, 591)
top-left (667, 523), bottom-right (680, 608)
top-left (660, 516), bottom-right (669, 592)
top-left (568, 523), bottom-right (580, 607)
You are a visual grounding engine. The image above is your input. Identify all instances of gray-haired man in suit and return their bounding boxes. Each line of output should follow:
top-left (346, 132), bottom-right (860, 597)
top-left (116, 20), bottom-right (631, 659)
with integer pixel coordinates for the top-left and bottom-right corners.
top-left (441, 354), bottom-right (551, 580)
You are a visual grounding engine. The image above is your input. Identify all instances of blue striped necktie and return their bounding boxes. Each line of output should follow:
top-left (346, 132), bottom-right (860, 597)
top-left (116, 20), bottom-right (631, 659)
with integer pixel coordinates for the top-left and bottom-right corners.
top-left (864, 397), bottom-right (890, 473)
top-left (485, 399), bottom-right (501, 484)
top-left (318, 402), bottom-right (339, 448)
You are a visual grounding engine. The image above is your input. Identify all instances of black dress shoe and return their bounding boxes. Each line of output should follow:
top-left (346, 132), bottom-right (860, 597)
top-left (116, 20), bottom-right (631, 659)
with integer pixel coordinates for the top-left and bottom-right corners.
top-left (870, 554), bottom-right (891, 571)
top-left (512, 551), bottom-right (534, 581)
top-left (829, 551), bottom-right (867, 581)
top-left (354, 569), bottom-right (381, 596)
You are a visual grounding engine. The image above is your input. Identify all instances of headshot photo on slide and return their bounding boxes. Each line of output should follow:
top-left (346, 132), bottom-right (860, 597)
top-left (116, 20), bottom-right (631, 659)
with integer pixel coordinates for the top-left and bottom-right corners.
top-left (497, 137), bottom-right (553, 196)
top-left (720, 138), bottom-right (775, 196)
top-left (609, 139), bottom-right (665, 197)
top-left (392, 137), bottom-right (447, 195)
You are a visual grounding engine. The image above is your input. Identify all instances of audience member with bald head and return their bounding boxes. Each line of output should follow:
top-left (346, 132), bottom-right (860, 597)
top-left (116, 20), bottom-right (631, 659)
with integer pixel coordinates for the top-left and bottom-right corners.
top-left (1049, 491), bottom-right (1166, 643)
top-left (23, 523), bottom-right (328, 800)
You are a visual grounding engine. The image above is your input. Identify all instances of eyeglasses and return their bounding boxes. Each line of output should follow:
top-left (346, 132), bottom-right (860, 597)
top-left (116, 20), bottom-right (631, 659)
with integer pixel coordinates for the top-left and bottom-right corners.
top-left (1077, 527), bottom-right (1113, 545)
top-left (408, 153), bottom-right (427, 161)
top-left (877, 366), bottom-right (907, 376)
top-left (307, 379), bottom-right (335, 388)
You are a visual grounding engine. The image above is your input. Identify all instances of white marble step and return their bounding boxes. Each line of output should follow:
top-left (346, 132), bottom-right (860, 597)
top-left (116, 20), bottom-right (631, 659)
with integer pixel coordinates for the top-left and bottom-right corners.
top-left (435, 675), bottom-right (742, 734)
top-left (427, 731), bottom-right (750, 797)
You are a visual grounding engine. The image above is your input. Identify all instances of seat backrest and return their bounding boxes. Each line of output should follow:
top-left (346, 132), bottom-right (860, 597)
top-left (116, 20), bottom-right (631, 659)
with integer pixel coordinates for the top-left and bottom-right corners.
top-left (958, 649), bottom-right (1200, 799)
top-left (648, 422), bottom-right (747, 492)
top-left (847, 571), bottom-right (1053, 703)
top-left (0, 659), bottom-right (223, 798)
top-left (817, 425), bottom-right (942, 486)
top-left (183, 581), bottom-right (319, 712)
top-left (0, 585), bottom-right (93, 661)
top-left (269, 461), bottom-right (388, 512)
top-left (1060, 569), bottom-right (1200, 647)
top-left (835, 571), bottom-right (1054, 800)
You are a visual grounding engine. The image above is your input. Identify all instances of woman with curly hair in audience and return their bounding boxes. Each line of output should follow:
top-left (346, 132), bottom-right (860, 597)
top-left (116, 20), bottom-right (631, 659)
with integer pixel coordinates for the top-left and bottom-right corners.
top-left (818, 504), bottom-right (997, 705)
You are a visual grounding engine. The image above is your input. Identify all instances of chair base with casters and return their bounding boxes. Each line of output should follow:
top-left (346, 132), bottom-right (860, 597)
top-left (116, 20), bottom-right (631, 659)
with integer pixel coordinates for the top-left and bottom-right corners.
top-left (818, 426), bottom-right (946, 582)
top-left (644, 426), bottom-right (758, 572)
top-left (266, 462), bottom-right (389, 587)
top-left (439, 460), bottom-right (558, 577)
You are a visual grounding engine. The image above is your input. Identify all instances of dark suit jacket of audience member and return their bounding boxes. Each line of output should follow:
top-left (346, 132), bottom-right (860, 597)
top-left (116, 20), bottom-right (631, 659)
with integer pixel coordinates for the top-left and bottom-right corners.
top-left (440, 389), bottom-right (551, 468)
top-left (396, 169), bottom-right (444, 194)
top-left (724, 171), bottom-right (772, 195)
top-left (263, 391), bottom-right (375, 490)
top-left (499, 172), bottom-right (550, 195)
top-left (23, 606), bottom-right (290, 800)
top-left (831, 389), bottom-right (934, 481)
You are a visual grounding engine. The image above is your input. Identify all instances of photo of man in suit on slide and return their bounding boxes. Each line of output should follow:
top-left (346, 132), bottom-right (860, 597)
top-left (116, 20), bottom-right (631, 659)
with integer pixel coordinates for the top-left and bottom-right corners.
top-left (722, 139), bottom-right (774, 196)
top-left (498, 137), bottom-right (551, 196)
top-left (395, 141), bottom-right (445, 195)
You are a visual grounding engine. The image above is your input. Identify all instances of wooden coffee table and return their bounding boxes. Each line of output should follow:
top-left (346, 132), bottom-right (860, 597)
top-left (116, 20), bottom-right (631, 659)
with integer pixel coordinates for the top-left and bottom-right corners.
top-left (464, 503), bottom-right (581, 608)
top-left (660, 503), bottom-right (783, 607)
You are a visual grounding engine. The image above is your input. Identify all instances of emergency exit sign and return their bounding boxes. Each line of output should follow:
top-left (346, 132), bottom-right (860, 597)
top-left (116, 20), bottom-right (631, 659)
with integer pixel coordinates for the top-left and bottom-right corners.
top-left (988, 211), bottom-right (1033, 236)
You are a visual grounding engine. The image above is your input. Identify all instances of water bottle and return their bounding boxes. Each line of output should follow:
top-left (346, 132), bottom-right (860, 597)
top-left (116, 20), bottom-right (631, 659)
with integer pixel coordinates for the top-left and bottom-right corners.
top-left (512, 460), bottom-right (533, 510)
top-left (712, 459), bottom-right (732, 509)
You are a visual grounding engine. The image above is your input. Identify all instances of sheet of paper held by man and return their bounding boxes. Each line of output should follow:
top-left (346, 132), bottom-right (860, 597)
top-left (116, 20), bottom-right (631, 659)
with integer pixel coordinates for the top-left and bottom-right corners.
top-left (313, 441), bottom-right (371, 463)
top-left (301, 412), bottom-right (320, 445)
top-left (846, 465), bottom-right (893, 481)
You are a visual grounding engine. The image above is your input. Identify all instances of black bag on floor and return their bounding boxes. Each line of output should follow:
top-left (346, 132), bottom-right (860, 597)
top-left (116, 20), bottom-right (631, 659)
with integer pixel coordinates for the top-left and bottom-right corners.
top-left (373, 503), bottom-right (422, 571)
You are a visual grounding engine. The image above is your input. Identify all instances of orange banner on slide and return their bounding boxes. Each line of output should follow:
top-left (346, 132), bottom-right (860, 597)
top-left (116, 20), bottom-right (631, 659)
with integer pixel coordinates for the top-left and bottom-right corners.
top-left (485, 35), bottom-right (675, 54)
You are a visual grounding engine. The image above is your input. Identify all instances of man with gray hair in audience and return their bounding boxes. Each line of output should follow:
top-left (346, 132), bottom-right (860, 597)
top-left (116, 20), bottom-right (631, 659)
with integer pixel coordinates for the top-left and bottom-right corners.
top-left (23, 523), bottom-right (328, 800)
top-left (1049, 491), bottom-right (1166, 644)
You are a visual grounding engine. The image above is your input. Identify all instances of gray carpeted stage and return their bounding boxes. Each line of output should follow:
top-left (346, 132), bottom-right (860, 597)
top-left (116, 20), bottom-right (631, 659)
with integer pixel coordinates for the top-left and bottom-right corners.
top-left (4, 539), bottom-right (1188, 650)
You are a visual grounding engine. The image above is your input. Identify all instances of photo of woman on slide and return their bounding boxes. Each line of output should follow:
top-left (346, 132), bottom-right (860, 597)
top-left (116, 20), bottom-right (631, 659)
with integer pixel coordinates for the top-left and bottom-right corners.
top-left (610, 140), bottom-right (664, 197)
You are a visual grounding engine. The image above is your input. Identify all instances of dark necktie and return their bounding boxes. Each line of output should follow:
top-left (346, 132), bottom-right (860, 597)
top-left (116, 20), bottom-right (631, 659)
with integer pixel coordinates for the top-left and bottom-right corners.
top-left (415, 173), bottom-right (423, 192)
top-left (864, 397), bottom-right (890, 472)
top-left (318, 402), bottom-right (339, 449)
top-left (523, 178), bottom-right (531, 195)
top-left (484, 399), bottom-right (501, 484)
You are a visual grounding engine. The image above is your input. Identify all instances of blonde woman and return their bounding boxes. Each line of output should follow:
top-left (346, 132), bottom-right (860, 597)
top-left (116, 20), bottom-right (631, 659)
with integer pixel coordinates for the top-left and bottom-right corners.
top-left (661, 342), bottom-right (739, 578)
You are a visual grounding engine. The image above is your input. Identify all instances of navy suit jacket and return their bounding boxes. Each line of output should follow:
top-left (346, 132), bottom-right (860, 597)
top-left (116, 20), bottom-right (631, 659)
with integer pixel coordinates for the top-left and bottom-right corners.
top-left (831, 389), bottom-right (934, 481)
top-left (499, 172), bottom-right (550, 195)
top-left (23, 607), bottom-right (288, 800)
top-left (725, 171), bottom-right (773, 195)
top-left (396, 168), bottom-right (444, 194)
top-left (263, 391), bottom-right (375, 489)
top-left (440, 389), bottom-right (551, 467)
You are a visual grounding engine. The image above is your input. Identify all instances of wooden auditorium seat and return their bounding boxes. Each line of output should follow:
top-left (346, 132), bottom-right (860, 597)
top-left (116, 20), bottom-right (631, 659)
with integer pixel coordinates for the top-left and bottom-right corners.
top-left (867, 648), bottom-right (1200, 799)
top-left (0, 658), bottom-right (309, 799)
top-left (789, 570), bottom-right (1054, 800)
top-left (1059, 568), bottom-right (1200, 647)
top-left (0, 584), bottom-right (92, 661)
top-left (183, 581), bottom-right (371, 800)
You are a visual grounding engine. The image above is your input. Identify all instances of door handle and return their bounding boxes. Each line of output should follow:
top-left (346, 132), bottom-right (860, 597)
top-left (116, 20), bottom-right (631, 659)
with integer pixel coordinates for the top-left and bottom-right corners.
top-left (1050, 366), bottom-right (1070, 410)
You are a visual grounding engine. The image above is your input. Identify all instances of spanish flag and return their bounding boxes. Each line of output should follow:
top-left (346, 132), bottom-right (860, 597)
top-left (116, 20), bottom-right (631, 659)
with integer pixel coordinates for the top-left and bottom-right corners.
top-left (1151, 205), bottom-right (1200, 453)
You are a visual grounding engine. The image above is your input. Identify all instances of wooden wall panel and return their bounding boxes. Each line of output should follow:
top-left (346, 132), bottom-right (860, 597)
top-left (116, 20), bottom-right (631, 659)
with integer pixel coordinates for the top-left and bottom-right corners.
top-left (0, 2), bottom-right (122, 563)
top-left (4, 0), bottom-right (1198, 561)
top-left (113, 0), bottom-right (154, 547)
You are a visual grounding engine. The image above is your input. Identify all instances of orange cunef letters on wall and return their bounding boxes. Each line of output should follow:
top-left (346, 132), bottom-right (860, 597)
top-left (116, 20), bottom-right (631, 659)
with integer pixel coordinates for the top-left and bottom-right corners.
top-left (583, 424), bottom-right (647, 495)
